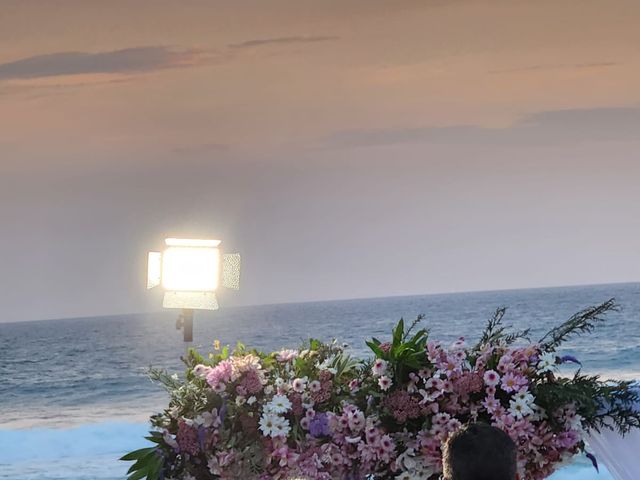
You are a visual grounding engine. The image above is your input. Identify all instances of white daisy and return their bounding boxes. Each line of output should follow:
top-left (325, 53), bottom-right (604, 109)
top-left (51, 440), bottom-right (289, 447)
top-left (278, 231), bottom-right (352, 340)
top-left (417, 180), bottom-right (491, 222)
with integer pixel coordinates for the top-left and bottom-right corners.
top-left (266, 394), bottom-right (292, 414)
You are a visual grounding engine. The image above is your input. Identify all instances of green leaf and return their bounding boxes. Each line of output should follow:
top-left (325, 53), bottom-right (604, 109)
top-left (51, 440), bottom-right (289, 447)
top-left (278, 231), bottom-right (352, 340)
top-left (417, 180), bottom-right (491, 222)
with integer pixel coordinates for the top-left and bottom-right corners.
top-left (366, 341), bottom-right (384, 358)
top-left (392, 318), bottom-right (404, 348)
top-left (127, 467), bottom-right (151, 480)
top-left (120, 447), bottom-right (156, 462)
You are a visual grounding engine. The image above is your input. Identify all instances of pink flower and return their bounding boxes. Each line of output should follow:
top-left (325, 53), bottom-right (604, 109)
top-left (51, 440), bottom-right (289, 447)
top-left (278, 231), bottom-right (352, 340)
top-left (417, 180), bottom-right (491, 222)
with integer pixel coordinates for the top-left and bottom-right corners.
top-left (309, 380), bottom-right (322, 392)
top-left (426, 341), bottom-right (443, 362)
top-left (206, 360), bottom-right (233, 389)
top-left (347, 410), bottom-right (366, 432)
top-left (482, 395), bottom-right (500, 414)
top-left (239, 369), bottom-right (264, 395)
top-left (433, 412), bottom-right (451, 425)
top-left (453, 372), bottom-right (483, 395)
top-left (276, 349), bottom-right (298, 362)
top-left (501, 371), bottom-right (527, 393)
top-left (176, 419), bottom-right (200, 456)
top-left (300, 416), bottom-right (310, 430)
top-left (424, 377), bottom-right (444, 391)
top-left (483, 370), bottom-right (501, 386)
top-left (447, 418), bottom-right (462, 432)
top-left (382, 390), bottom-right (421, 423)
top-left (556, 430), bottom-right (580, 449)
top-left (379, 434), bottom-right (395, 452)
top-left (498, 354), bottom-right (515, 373)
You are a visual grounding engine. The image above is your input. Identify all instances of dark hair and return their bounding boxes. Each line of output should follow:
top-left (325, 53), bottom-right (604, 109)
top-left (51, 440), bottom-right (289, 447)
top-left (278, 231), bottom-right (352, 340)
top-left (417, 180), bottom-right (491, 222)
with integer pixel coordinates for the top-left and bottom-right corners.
top-left (442, 423), bottom-right (517, 480)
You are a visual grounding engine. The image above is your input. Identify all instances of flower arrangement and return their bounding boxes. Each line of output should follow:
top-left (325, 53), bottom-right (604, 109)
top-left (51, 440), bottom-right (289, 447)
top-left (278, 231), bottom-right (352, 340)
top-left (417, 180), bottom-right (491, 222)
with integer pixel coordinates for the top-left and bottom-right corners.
top-left (123, 299), bottom-right (640, 480)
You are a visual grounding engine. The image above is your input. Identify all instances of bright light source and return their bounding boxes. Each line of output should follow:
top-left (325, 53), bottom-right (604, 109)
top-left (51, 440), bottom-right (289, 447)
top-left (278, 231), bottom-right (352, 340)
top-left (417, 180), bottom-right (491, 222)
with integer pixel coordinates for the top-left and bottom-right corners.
top-left (147, 237), bottom-right (240, 311)
top-left (165, 238), bottom-right (221, 247)
top-left (161, 245), bottom-right (220, 292)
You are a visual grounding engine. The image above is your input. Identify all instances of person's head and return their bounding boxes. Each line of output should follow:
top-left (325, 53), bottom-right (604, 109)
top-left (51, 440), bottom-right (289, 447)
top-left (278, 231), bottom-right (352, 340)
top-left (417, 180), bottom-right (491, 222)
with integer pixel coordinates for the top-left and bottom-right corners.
top-left (442, 423), bottom-right (519, 480)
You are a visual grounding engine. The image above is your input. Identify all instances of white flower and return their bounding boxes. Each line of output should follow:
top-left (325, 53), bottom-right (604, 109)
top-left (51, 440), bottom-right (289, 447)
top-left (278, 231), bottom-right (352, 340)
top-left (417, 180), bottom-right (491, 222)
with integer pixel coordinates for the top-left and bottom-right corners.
top-left (292, 377), bottom-right (308, 393)
top-left (193, 364), bottom-right (209, 377)
top-left (235, 396), bottom-right (246, 406)
top-left (418, 389), bottom-right (437, 405)
top-left (274, 377), bottom-right (289, 392)
top-left (514, 388), bottom-right (534, 405)
top-left (264, 384), bottom-right (274, 395)
top-left (372, 359), bottom-right (388, 377)
top-left (318, 358), bottom-right (338, 374)
top-left (247, 396), bottom-right (257, 405)
top-left (171, 373), bottom-right (179, 380)
top-left (538, 352), bottom-right (558, 373)
top-left (266, 394), bottom-right (292, 414)
top-left (259, 412), bottom-right (279, 437)
top-left (508, 398), bottom-right (534, 419)
top-left (567, 413), bottom-right (584, 430)
top-left (270, 415), bottom-right (291, 437)
top-left (378, 375), bottom-right (392, 391)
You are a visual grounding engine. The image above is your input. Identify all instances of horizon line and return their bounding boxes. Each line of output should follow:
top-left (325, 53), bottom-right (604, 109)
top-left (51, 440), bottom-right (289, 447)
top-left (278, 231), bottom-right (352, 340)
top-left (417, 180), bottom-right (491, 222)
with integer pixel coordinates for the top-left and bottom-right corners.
top-left (3, 280), bottom-right (638, 325)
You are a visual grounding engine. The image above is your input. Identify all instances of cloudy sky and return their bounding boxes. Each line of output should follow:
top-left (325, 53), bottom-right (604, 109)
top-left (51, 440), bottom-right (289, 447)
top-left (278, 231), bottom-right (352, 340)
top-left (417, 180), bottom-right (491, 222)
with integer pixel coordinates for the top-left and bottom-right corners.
top-left (1, 0), bottom-right (639, 322)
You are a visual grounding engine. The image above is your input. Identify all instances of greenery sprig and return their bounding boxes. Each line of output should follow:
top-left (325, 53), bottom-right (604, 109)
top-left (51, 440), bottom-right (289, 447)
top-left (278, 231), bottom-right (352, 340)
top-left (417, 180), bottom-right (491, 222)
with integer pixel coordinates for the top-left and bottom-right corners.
top-left (474, 307), bottom-right (531, 351)
top-left (538, 298), bottom-right (618, 351)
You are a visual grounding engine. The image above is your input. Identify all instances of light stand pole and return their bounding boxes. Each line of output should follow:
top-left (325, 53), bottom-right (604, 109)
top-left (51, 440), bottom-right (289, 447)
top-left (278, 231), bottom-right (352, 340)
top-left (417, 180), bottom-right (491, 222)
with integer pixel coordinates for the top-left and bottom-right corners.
top-left (176, 308), bottom-right (194, 353)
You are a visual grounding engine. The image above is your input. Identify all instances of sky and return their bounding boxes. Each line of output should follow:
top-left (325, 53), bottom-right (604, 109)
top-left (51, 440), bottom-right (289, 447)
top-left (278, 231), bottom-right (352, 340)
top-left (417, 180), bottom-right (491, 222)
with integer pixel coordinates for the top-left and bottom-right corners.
top-left (1, 0), bottom-right (639, 322)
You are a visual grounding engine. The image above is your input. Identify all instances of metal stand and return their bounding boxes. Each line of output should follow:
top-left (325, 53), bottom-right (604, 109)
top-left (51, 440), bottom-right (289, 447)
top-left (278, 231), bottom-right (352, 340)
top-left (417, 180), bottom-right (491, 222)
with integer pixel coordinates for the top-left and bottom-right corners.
top-left (176, 308), bottom-right (194, 354)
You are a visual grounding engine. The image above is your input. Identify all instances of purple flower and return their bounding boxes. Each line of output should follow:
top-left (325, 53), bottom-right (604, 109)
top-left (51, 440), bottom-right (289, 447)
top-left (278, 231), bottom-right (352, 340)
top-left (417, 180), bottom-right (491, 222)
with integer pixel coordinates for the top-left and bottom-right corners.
top-left (219, 400), bottom-right (227, 426)
top-left (560, 355), bottom-right (582, 365)
top-left (198, 426), bottom-right (206, 450)
top-left (309, 412), bottom-right (330, 438)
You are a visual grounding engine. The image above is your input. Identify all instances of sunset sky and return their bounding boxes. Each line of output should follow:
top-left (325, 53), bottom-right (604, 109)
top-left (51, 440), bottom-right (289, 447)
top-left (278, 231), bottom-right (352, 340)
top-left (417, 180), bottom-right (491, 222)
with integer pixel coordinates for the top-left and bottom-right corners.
top-left (1, 0), bottom-right (639, 322)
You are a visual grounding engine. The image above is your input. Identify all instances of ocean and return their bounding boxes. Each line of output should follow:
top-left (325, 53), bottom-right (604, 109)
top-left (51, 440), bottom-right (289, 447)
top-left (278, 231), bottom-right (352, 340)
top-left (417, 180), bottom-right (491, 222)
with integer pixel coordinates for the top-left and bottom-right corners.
top-left (1, 283), bottom-right (639, 479)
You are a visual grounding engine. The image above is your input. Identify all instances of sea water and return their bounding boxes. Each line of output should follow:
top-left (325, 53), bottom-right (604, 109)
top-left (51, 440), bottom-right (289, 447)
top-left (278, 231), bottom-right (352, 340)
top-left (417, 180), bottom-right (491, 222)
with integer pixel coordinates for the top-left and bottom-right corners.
top-left (1, 283), bottom-right (639, 479)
